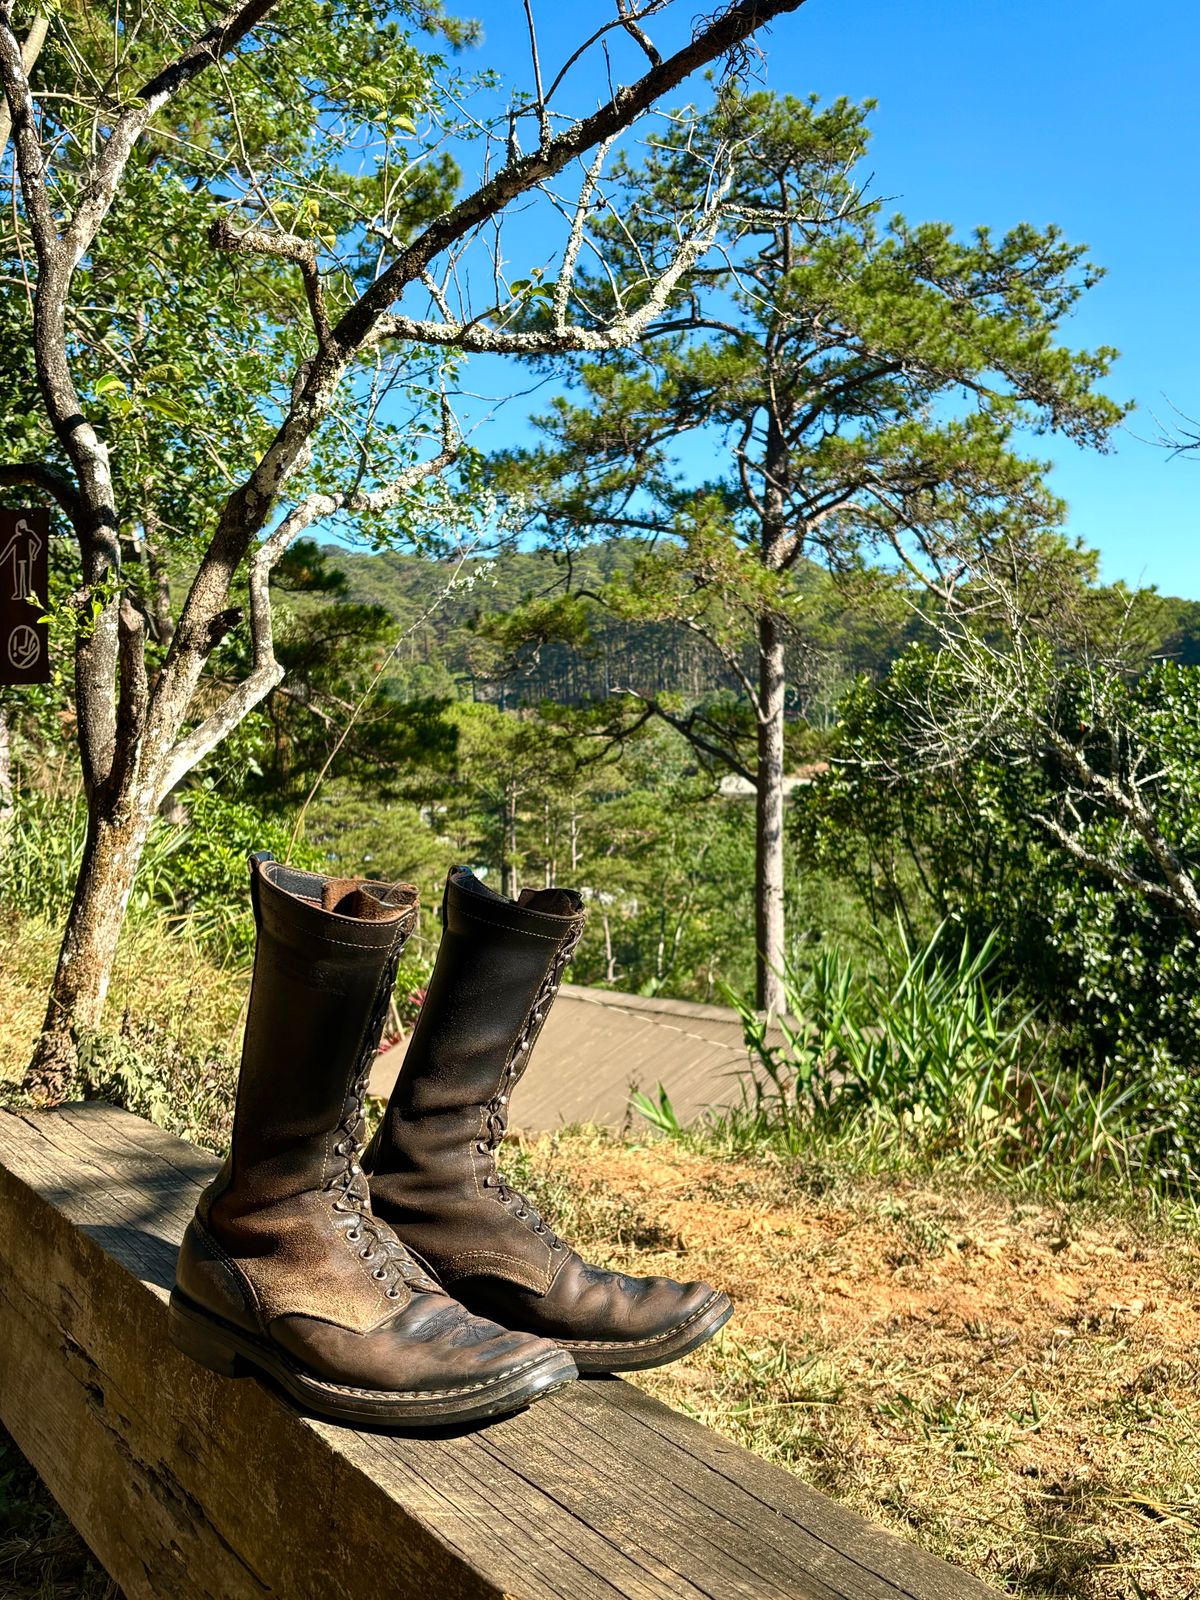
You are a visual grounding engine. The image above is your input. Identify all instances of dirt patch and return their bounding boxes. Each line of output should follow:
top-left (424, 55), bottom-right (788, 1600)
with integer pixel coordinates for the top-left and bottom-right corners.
top-left (516, 1131), bottom-right (1200, 1599)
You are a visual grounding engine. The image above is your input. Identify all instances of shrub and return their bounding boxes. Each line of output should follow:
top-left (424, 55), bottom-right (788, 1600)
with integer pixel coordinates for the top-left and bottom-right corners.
top-left (0, 784), bottom-right (321, 961)
top-left (793, 653), bottom-right (1200, 1188)
top-left (719, 924), bottom-right (1154, 1193)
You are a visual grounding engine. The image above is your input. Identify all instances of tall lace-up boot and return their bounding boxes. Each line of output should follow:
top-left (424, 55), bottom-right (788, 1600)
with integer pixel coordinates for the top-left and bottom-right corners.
top-left (364, 867), bottom-right (733, 1373)
top-left (169, 853), bottom-right (576, 1426)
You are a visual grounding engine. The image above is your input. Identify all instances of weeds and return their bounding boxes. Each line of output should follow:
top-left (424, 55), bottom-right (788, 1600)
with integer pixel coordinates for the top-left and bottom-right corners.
top-left (681, 923), bottom-right (1175, 1206)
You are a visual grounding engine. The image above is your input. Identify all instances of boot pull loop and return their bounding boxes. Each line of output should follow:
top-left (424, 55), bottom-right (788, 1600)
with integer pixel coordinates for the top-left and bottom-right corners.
top-left (247, 850), bottom-right (275, 930)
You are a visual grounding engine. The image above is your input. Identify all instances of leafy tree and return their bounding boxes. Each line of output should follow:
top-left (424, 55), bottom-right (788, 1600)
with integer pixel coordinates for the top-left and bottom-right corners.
top-left (800, 637), bottom-right (1200, 1182)
top-left (0, 0), bottom-right (805, 1093)
top-left (492, 90), bottom-right (1125, 1011)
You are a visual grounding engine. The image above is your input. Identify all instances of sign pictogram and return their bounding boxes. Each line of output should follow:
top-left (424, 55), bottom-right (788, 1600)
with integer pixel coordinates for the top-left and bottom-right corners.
top-left (0, 508), bottom-right (50, 685)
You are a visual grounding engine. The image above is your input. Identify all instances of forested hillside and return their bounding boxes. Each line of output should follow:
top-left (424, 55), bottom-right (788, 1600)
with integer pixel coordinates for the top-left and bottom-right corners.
top-left (330, 539), bottom-right (1200, 711)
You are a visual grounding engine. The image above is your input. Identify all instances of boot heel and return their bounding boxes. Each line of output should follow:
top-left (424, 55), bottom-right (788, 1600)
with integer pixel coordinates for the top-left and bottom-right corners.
top-left (169, 1295), bottom-right (246, 1378)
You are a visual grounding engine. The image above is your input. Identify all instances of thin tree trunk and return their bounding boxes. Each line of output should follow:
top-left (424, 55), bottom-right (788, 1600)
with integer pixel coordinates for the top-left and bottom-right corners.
top-left (0, 703), bottom-right (13, 827)
top-left (500, 782), bottom-right (519, 899)
top-left (27, 800), bottom-right (153, 1100)
top-left (0, 14), bottom-right (48, 158)
top-left (507, 785), bottom-right (519, 898)
top-left (755, 616), bottom-right (787, 1015)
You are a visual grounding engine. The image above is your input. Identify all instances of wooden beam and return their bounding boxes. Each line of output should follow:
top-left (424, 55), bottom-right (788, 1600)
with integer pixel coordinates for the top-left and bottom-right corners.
top-left (0, 1104), bottom-right (999, 1599)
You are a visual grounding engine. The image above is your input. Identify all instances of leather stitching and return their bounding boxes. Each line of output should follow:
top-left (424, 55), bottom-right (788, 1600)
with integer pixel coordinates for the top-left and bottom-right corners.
top-left (285, 1349), bottom-right (559, 1400)
top-left (191, 1215), bottom-right (265, 1324)
top-left (454, 905), bottom-right (582, 942)
top-left (437, 1250), bottom-right (551, 1285)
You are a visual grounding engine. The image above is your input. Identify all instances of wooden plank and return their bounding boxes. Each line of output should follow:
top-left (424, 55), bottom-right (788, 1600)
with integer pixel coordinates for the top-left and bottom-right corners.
top-left (0, 1104), bottom-right (999, 1600)
top-left (370, 982), bottom-right (783, 1131)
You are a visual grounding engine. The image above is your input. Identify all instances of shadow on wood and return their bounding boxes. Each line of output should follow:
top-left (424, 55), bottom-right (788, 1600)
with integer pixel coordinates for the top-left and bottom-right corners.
top-left (0, 1103), bottom-right (999, 1599)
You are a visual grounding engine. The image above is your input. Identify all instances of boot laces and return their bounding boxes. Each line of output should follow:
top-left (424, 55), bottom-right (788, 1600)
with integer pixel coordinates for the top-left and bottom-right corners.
top-left (478, 921), bottom-right (584, 1251)
top-left (327, 945), bottom-right (439, 1298)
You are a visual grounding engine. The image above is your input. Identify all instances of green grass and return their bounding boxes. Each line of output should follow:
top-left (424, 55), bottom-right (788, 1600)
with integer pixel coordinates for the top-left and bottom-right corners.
top-left (716, 921), bottom-right (1190, 1213)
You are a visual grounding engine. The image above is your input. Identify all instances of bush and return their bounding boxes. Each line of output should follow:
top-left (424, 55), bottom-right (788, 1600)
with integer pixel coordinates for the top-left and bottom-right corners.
top-left (793, 652), bottom-right (1200, 1188)
top-left (720, 924), bottom-right (1153, 1193)
top-left (0, 784), bottom-right (321, 961)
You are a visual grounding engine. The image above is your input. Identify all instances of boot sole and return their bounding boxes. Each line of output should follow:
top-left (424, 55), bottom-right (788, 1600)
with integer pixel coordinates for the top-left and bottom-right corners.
top-left (168, 1290), bottom-right (577, 1427)
top-left (556, 1291), bottom-right (734, 1374)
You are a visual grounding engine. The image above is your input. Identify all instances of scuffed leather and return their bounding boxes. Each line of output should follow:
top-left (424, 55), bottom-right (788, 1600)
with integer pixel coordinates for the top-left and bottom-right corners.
top-left (449, 1254), bottom-right (719, 1346)
top-left (365, 869), bottom-right (584, 1291)
top-left (176, 858), bottom-right (561, 1395)
top-left (269, 1301), bottom-right (562, 1391)
top-left (367, 867), bottom-right (726, 1347)
top-left (176, 1216), bottom-right (262, 1336)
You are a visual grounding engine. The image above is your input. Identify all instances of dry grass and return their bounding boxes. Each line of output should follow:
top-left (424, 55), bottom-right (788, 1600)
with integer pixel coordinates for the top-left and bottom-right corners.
top-left (0, 910), bottom-right (245, 1132)
top-left (510, 1130), bottom-right (1200, 1600)
top-left (0, 1427), bottom-right (118, 1600)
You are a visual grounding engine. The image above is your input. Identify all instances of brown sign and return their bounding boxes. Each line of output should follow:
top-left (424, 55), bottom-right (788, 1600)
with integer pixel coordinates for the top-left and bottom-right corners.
top-left (0, 508), bottom-right (50, 685)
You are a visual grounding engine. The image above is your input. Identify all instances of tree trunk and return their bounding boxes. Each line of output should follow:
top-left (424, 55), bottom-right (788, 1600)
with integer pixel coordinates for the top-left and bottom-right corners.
top-left (499, 783), bottom-right (519, 899)
top-left (755, 609), bottom-right (786, 1015)
top-left (25, 800), bottom-right (153, 1101)
top-left (0, 704), bottom-right (13, 827)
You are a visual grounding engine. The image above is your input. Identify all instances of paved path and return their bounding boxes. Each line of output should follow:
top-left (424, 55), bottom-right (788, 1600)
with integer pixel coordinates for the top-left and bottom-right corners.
top-left (370, 982), bottom-right (782, 1132)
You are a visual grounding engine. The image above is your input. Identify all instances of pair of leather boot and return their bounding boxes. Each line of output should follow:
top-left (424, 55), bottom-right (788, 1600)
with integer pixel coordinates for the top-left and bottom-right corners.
top-left (170, 856), bottom-right (732, 1426)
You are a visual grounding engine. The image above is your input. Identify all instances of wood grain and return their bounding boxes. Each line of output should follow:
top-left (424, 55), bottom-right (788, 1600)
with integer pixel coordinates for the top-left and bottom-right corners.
top-left (0, 1104), bottom-right (999, 1599)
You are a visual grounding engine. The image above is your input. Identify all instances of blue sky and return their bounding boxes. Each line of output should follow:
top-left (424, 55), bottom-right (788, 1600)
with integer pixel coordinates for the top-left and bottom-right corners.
top-left (438, 0), bottom-right (1200, 597)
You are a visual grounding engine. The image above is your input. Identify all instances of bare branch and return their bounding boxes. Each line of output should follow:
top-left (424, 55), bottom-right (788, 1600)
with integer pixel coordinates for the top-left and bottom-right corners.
top-left (0, 8), bottom-right (55, 250)
top-left (209, 216), bottom-right (332, 346)
top-left (333, 0), bottom-right (808, 352)
top-left (611, 686), bottom-right (754, 782)
top-left (1038, 721), bottom-right (1200, 928)
top-left (0, 11), bottom-right (46, 160)
top-left (0, 460), bottom-right (84, 531)
top-left (1031, 810), bottom-right (1200, 931)
top-left (156, 417), bottom-right (460, 798)
top-left (371, 174), bottom-right (730, 354)
top-left (61, 0), bottom-right (281, 267)
top-left (555, 135), bottom-right (615, 329)
top-left (616, 0), bottom-right (664, 68)
top-left (522, 0), bottom-right (550, 153)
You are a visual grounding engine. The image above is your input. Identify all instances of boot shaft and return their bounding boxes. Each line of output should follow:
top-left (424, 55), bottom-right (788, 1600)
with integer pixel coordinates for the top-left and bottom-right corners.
top-left (225, 856), bottom-right (418, 1206)
top-left (366, 868), bottom-right (583, 1292)
top-left (385, 868), bottom-right (583, 1125)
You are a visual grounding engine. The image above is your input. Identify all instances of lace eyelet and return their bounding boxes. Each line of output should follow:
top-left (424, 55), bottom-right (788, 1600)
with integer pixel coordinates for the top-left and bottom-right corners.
top-left (360, 1247), bottom-right (373, 1259)
top-left (386, 1286), bottom-right (401, 1299)
top-left (476, 1141), bottom-right (488, 1153)
top-left (372, 1267), bottom-right (388, 1281)
top-left (347, 1228), bottom-right (361, 1242)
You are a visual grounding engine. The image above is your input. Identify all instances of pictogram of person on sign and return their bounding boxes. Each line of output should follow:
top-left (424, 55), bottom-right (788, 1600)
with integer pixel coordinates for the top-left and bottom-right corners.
top-left (0, 517), bottom-right (43, 602)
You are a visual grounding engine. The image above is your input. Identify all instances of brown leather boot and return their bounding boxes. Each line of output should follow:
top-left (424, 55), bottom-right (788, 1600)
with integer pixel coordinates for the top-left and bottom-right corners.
top-left (169, 854), bottom-right (576, 1426)
top-left (364, 867), bottom-right (733, 1373)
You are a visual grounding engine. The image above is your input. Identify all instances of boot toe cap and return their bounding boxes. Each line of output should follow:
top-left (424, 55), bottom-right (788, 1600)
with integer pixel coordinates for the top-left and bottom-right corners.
top-left (269, 1292), bottom-right (572, 1395)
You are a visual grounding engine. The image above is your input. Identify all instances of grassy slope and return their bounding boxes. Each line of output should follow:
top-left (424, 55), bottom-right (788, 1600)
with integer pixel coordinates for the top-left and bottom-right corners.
top-left (513, 1132), bottom-right (1200, 1599)
top-left (2, 915), bottom-right (1198, 1598)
